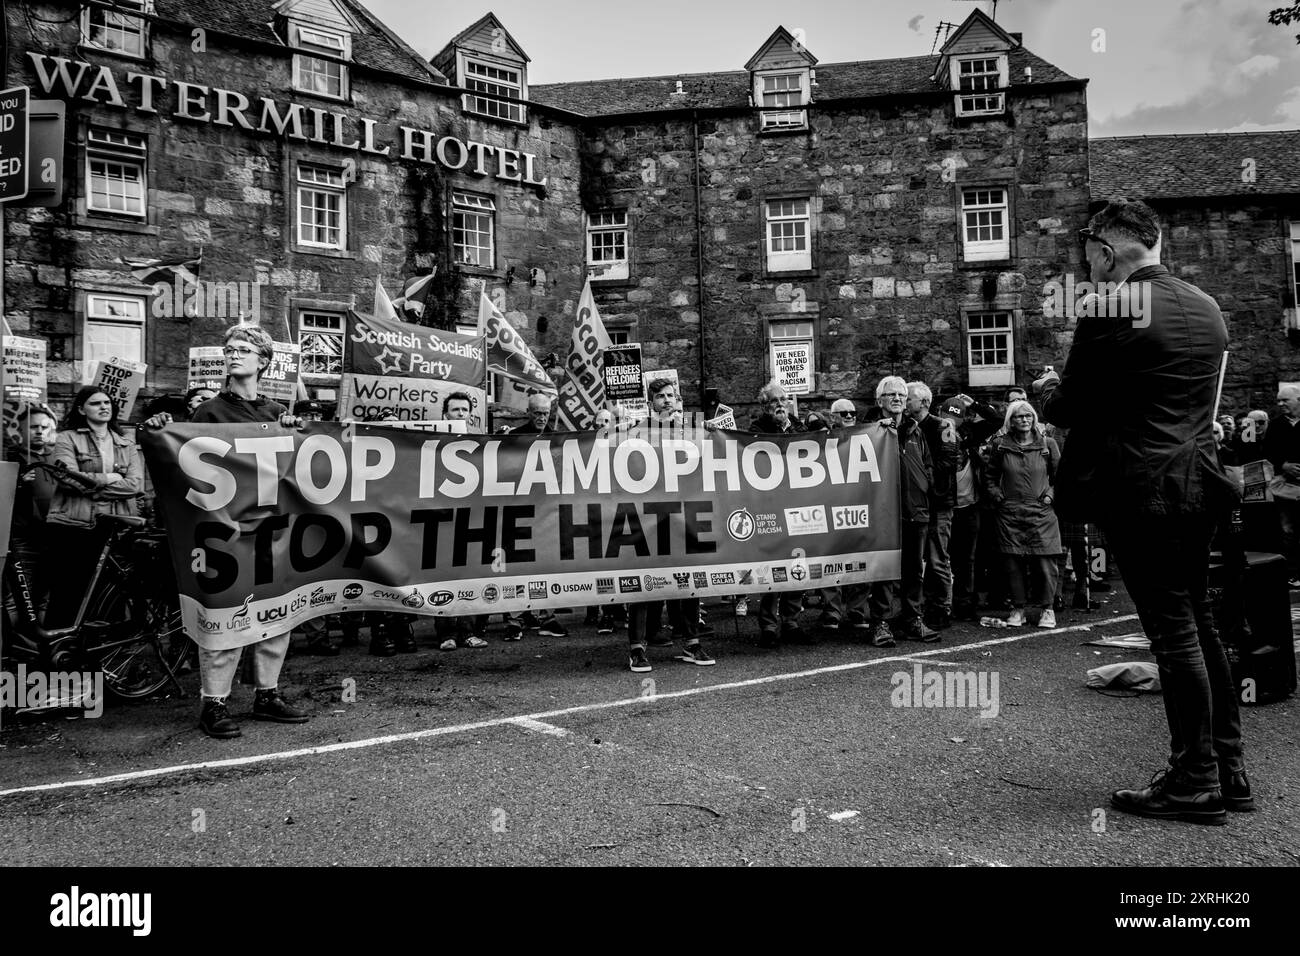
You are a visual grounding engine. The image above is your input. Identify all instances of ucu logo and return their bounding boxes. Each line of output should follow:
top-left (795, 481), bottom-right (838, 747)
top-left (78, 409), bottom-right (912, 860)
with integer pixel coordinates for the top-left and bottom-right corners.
top-left (257, 605), bottom-right (289, 623)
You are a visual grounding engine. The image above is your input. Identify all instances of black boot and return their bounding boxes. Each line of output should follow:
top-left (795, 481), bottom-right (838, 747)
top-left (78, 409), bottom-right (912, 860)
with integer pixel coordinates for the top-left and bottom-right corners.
top-left (369, 622), bottom-right (397, 657)
top-left (1111, 769), bottom-right (1227, 825)
top-left (253, 688), bottom-right (309, 723)
top-left (392, 618), bottom-right (417, 653)
top-left (1221, 769), bottom-right (1255, 812)
top-left (198, 698), bottom-right (241, 739)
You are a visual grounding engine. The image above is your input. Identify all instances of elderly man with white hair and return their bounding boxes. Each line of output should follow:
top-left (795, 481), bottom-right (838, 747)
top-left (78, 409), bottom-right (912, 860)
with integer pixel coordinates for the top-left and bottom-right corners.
top-left (1262, 383), bottom-right (1300, 587)
top-left (863, 376), bottom-right (938, 646)
top-left (906, 380), bottom-right (959, 630)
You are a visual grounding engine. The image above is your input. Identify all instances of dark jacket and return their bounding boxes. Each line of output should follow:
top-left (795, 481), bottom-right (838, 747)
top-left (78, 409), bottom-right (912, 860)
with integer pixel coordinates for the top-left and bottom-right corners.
top-left (1040, 264), bottom-right (1235, 520)
top-left (879, 416), bottom-right (932, 524)
top-left (5, 441), bottom-right (57, 536)
top-left (915, 412), bottom-right (959, 510)
top-left (984, 432), bottom-right (1062, 555)
top-left (191, 390), bottom-right (288, 424)
top-left (1260, 415), bottom-right (1300, 474)
top-left (751, 411), bottom-right (805, 435)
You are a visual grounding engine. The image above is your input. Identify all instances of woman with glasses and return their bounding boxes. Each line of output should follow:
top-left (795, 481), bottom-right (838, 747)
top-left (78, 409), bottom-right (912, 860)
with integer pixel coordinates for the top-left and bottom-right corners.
top-left (983, 400), bottom-right (1063, 628)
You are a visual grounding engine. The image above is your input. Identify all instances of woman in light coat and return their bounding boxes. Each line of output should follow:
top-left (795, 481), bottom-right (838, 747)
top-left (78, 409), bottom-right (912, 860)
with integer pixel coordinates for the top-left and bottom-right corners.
top-left (984, 400), bottom-right (1063, 627)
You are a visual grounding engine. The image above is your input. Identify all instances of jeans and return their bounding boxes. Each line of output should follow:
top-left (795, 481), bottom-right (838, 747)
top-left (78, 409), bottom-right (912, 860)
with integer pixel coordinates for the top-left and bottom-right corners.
top-left (1100, 512), bottom-right (1244, 790)
top-left (758, 590), bottom-right (803, 633)
top-left (1003, 554), bottom-right (1060, 608)
top-left (824, 585), bottom-right (868, 621)
top-left (897, 518), bottom-right (928, 623)
top-left (629, 598), bottom-right (700, 647)
top-left (923, 509), bottom-right (954, 612)
top-left (949, 506), bottom-right (980, 611)
top-left (200, 635), bottom-right (290, 699)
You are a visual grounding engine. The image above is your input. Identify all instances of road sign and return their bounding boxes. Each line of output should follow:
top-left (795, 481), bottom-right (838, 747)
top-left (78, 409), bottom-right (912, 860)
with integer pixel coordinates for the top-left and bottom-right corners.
top-left (0, 86), bottom-right (29, 204)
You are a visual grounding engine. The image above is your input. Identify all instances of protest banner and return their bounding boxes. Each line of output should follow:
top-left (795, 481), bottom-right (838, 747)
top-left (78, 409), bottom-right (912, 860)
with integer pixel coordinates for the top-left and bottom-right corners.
top-left (340, 310), bottom-right (487, 431)
top-left (771, 340), bottom-right (814, 395)
top-left (87, 356), bottom-right (147, 420)
top-left (188, 346), bottom-right (226, 392)
top-left (141, 422), bottom-right (901, 647)
top-left (258, 342), bottom-right (301, 406)
top-left (603, 344), bottom-right (644, 403)
top-left (2, 336), bottom-right (46, 404)
top-left (479, 293), bottom-right (555, 394)
top-left (555, 279), bottom-right (612, 430)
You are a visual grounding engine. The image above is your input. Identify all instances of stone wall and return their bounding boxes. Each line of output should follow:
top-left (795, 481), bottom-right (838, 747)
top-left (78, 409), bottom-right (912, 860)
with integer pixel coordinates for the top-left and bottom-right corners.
top-left (582, 86), bottom-right (1091, 421)
top-left (3, 5), bottom-right (585, 413)
top-left (1155, 199), bottom-right (1300, 415)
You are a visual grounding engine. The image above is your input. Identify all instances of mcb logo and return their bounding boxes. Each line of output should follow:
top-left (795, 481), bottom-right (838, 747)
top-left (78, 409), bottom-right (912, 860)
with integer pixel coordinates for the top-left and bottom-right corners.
top-left (618, 575), bottom-right (642, 593)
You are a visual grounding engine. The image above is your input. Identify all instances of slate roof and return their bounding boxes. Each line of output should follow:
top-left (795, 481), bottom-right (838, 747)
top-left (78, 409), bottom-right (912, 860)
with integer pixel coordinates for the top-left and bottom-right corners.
top-left (1091, 131), bottom-right (1300, 200)
top-left (529, 47), bottom-right (1076, 118)
top-left (155, 0), bottom-right (444, 85)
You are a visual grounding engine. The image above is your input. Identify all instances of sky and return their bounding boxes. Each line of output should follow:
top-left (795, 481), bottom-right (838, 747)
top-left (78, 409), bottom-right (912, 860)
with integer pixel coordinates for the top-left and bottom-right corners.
top-left (365, 0), bottom-right (1300, 137)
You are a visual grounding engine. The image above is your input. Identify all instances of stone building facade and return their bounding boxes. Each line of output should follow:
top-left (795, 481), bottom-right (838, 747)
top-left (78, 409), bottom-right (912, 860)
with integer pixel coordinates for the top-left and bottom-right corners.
top-left (6, 4), bottom-right (1294, 425)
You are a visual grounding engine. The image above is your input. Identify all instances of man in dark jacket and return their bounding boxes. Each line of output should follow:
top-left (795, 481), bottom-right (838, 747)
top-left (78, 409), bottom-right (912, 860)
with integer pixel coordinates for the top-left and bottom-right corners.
top-left (907, 381), bottom-right (959, 629)
top-left (1037, 198), bottom-right (1248, 825)
top-left (869, 376), bottom-right (938, 645)
top-left (1260, 383), bottom-right (1300, 586)
top-left (751, 382), bottom-right (811, 646)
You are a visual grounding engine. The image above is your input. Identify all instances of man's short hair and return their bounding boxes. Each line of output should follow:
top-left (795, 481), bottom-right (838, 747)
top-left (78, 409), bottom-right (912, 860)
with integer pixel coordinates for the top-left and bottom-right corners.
top-left (906, 381), bottom-right (932, 404)
top-left (224, 323), bottom-right (275, 362)
top-left (1087, 198), bottom-right (1161, 250)
top-left (875, 375), bottom-right (907, 399)
top-left (17, 402), bottom-right (56, 423)
top-left (758, 381), bottom-right (786, 404)
top-left (527, 392), bottom-right (553, 412)
top-left (830, 398), bottom-right (856, 414)
top-left (647, 378), bottom-right (675, 399)
top-left (1278, 385), bottom-right (1300, 400)
top-left (442, 391), bottom-right (472, 415)
top-left (1006, 387), bottom-right (1027, 401)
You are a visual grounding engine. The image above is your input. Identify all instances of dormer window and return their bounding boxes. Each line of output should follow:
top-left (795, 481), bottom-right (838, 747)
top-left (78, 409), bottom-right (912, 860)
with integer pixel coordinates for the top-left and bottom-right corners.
top-left (758, 72), bottom-right (809, 131)
top-left (82, 0), bottom-right (152, 59)
top-left (463, 58), bottom-right (525, 123)
top-left (291, 23), bottom-right (351, 99)
top-left (952, 54), bottom-right (1008, 117)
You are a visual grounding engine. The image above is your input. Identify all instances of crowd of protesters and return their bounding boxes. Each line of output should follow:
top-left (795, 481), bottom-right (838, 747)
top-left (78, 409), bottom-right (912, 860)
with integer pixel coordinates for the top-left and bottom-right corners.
top-left (5, 319), bottom-right (1294, 741)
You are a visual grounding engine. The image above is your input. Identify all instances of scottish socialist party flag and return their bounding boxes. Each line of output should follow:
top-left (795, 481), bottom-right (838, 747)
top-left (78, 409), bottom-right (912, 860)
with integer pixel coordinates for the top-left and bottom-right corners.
top-left (554, 279), bottom-right (612, 430)
top-left (477, 293), bottom-right (555, 394)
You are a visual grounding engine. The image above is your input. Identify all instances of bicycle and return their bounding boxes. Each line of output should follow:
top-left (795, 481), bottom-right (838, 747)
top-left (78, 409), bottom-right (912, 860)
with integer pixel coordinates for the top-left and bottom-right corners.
top-left (1, 460), bottom-right (190, 710)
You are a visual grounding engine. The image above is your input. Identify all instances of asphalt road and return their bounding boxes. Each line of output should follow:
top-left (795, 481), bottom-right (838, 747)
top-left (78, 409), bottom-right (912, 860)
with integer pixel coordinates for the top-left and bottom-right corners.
top-left (1, 590), bottom-right (1297, 866)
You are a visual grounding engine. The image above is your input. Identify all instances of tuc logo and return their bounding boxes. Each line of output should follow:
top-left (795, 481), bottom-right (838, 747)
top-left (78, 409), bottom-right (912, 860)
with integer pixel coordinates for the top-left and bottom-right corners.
top-left (784, 505), bottom-right (829, 536)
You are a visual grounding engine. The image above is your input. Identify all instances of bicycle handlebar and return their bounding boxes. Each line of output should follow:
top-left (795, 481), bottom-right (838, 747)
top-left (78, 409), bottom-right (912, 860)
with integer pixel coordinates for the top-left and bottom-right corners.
top-left (20, 460), bottom-right (100, 493)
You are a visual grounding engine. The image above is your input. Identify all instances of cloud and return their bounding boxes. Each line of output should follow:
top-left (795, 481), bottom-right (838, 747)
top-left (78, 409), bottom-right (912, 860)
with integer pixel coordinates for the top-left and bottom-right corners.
top-left (1235, 54), bottom-right (1279, 79)
top-left (907, 14), bottom-right (924, 33)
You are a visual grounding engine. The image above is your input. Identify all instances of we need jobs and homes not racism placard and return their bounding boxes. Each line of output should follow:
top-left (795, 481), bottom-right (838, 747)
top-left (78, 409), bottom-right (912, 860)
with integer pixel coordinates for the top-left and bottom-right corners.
top-left (142, 423), bottom-right (901, 648)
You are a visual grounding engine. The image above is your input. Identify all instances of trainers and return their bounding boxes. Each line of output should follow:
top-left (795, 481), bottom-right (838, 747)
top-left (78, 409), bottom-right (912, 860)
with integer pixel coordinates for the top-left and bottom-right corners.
top-left (392, 621), bottom-right (417, 653)
top-left (503, 624), bottom-right (524, 642)
top-left (817, 612), bottom-right (840, 631)
top-left (1037, 608), bottom-right (1057, 629)
top-left (198, 698), bottom-right (241, 739)
top-left (782, 624), bottom-right (816, 645)
top-left (846, 612), bottom-right (870, 632)
top-left (596, 619), bottom-right (615, 635)
top-left (926, 609), bottom-right (952, 630)
top-left (1221, 769), bottom-right (1255, 812)
top-left (537, 619), bottom-right (568, 637)
top-left (439, 637), bottom-right (458, 651)
top-left (369, 627), bottom-right (397, 656)
top-left (1006, 608), bottom-right (1026, 627)
top-left (1111, 769), bottom-right (1227, 826)
top-left (520, 611), bottom-right (543, 630)
top-left (628, 647), bottom-right (652, 672)
top-left (734, 597), bottom-right (748, 617)
top-left (461, 634), bottom-right (488, 648)
top-left (870, 622), bottom-right (896, 648)
top-left (676, 643), bottom-right (715, 666)
top-left (252, 689), bottom-right (309, 724)
top-left (651, 630), bottom-right (677, 647)
top-left (757, 628), bottom-right (779, 648)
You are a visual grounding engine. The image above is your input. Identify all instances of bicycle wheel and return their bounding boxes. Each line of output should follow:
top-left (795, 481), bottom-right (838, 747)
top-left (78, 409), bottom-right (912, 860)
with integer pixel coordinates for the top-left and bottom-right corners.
top-left (83, 580), bottom-right (185, 700)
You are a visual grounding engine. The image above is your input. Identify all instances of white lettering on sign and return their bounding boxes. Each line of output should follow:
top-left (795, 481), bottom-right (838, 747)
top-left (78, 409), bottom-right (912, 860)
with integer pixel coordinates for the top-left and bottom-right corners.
top-left (25, 53), bottom-right (547, 189)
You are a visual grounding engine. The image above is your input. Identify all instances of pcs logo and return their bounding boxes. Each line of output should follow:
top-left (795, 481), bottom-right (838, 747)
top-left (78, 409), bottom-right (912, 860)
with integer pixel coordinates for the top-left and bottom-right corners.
top-left (343, 583), bottom-right (364, 601)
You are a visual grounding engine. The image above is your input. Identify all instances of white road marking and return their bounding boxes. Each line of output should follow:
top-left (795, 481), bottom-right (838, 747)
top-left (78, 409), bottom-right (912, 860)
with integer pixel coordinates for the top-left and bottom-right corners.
top-left (509, 717), bottom-right (570, 737)
top-left (0, 615), bottom-right (1138, 798)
